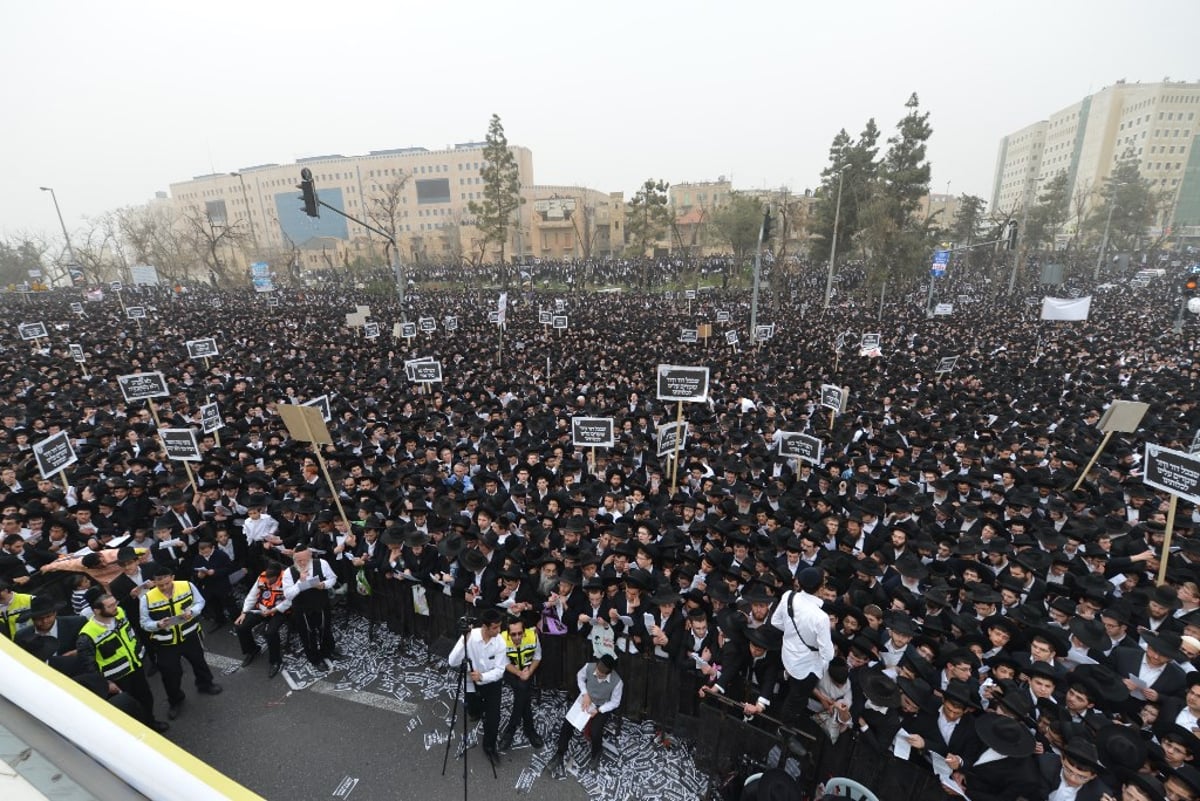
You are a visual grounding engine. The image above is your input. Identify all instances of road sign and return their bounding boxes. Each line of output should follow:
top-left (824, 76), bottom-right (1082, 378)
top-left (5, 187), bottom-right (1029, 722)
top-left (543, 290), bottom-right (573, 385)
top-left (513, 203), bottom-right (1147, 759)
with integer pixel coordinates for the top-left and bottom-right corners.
top-left (931, 249), bottom-right (949, 278)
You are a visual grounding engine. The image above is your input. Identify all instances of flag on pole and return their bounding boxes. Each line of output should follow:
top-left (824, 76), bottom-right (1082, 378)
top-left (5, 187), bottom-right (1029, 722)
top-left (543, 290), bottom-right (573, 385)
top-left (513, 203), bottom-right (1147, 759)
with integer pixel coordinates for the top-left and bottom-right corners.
top-left (497, 292), bottom-right (507, 327)
top-left (1040, 296), bottom-right (1091, 321)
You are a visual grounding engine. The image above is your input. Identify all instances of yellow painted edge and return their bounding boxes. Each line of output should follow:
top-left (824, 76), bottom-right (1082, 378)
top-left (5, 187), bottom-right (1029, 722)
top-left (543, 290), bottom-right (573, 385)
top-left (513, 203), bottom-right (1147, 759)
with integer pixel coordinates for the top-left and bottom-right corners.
top-left (0, 634), bottom-right (265, 800)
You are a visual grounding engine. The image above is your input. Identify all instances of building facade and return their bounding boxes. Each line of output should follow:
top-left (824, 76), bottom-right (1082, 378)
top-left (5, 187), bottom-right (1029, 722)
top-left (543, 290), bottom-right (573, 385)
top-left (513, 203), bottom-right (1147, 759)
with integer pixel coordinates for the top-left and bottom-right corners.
top-left (991, 80), bottom-right (1200, 232)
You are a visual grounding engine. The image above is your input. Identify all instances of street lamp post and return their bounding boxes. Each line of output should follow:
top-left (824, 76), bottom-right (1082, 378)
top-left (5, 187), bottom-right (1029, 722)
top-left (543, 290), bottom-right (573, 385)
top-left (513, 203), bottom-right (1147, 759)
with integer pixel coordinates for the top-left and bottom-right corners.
top-left (1094, 203), bottom-right (1119, 281)
top-left (39, 187), bottom-right (77, 286)
top-left (823, 170), bottom-right (844, 310)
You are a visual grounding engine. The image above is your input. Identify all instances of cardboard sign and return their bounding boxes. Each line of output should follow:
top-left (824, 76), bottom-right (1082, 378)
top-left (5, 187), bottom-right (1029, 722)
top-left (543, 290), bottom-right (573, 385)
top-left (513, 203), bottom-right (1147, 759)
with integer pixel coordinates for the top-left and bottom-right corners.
top-left (411, 361), bottom-right (443, 383)
top-left (443, 316), bottom-right (458, 332)
top-left (754, 324), bottom-right (775, 341)
top-left (356, 305), bottom-right (372, 317)
top-left (716, 310), bottom-right (731, 324)
top-left (69, 302), bottom-right (84, 315)
top-left (819, 384), bottom-right (847, 413)
top-left (69, 344), bottom-right (86, 363)
top-left (277, 404), bottom-right (333, 446)
top-left (18, 322), bottom-right (47, 340)
top-left (267, 295), bottom-right (280, 308)
top-left (418, 317), bottom-right (436, 333)
top-left (186, 338), bottom-right (219, 359)
top-left (697, 323), bottom-right (712, 340)
top-left (680, 328), bottom-right (699, 343)
top-left (127, 306), bottom-right (147, 320)
top-left (933, 303), bottom-right (954, 316)
top-left (1143, 444), bottom-right (1200, 505)
top-left (860, 333), bottom-right (881, 350)
top-left (117, 371), bottom-right (169, 401)
top-left (345, 312), bottom-right (366, 328)
top-left (935, 356), bottom-right (959, 374)
top-left (539, 310), bottom-right (553, 325)
top-left (488, 310), bottom-right (500, 324)
top-left (724, 330), bottom-right (739, 346)
top-left (657, 420), bottom-right (688, 458)
top-left (160, 428), bottom-right (202, 462)
top-left (400, 322), bottom-right (417, 339)
top-left (363, 322), bottom-right (380, 339)
top-left (110, 281), bottom-right (123, 292)
top-left (1097, 400), bottom-right (1149, 434)
top-left (552, 315), bottom-right (568, 330)
top-left (778, 431), bottom-right (822, 466)
top-left (199, 402), bottom-right (222, 434)
top-left (656, 364), bottom-right (710, 403)
top-left (33, 431), bottom-right (77, 479)
top-left (303, 394), bottom-right (332, 423)
top-left (571, 417), bottom-right (615, 449)
top-left (685, 289), bottom-right (697, 300)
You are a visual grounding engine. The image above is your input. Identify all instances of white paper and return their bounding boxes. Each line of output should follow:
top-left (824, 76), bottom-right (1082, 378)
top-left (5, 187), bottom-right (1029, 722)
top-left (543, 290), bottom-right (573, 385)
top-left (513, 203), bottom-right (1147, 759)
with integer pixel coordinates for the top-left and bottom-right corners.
top-left (893, 728), bottom-right (912, 760)
top-left (930, 751), bottom-right (952, 778)
top-left (1126, 673), bottom-right (1149, 700)
top-left (566, 695), bottom-right (591, 731)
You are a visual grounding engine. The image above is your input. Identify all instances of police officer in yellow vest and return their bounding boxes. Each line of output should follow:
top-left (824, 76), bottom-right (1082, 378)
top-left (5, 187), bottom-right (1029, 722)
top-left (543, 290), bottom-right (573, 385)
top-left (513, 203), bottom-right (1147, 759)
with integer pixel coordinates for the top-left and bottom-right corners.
top-left (76, 587), bottom-right (170, 733)
top-left (0, 579), bottom-right (34, 640)
top-left (138, 562), bottom-right (222, 720)
top-left (499, 614), bottom-right (544, 751)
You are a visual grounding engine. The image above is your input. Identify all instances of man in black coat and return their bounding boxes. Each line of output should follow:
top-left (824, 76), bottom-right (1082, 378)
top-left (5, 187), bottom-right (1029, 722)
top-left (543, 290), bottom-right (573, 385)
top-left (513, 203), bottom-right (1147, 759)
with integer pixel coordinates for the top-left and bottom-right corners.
top-left (956, 712), bottom-right (1040, 801)
top-left (14, 594), bottom-right (86, 672)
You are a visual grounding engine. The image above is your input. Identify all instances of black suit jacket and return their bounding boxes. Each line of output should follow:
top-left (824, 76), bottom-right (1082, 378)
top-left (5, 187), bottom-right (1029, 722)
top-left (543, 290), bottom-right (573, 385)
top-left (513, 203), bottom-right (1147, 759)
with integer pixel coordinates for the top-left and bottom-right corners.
top-left (1036, 753), bottom-right (1111, 801)
top-left (16, 614), bottom-right (87, 666)
top-left (961, 753), bottom-right (1041, 801)
top-left (1110, 646), bottom-right (1187, 699)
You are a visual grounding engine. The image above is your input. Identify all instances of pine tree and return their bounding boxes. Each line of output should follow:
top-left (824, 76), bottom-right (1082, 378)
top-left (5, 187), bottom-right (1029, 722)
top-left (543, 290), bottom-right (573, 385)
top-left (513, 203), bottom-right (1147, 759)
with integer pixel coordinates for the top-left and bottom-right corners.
top-left (468, 114), bottom-right (524, 287)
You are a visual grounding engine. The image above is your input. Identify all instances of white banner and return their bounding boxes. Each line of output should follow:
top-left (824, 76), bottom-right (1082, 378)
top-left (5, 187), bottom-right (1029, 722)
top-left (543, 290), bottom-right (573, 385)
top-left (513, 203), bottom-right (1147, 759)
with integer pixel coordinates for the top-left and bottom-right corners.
top-left (497, 292), bottom-right (507, 327)
top-left (1040, 296), bottom-right (1092, 321)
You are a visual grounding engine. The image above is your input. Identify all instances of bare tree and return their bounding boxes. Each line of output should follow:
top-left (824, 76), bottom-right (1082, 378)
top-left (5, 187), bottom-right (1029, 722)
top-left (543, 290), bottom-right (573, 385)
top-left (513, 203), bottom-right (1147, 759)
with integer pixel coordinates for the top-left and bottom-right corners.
top-left (71, 216), bottom-right (125, 285)
top-left (180, 206), bottom-right (249, 286)
top-left (115, 204), bottom-right (196, 283)
top-left (365, 174), bottom-right (411, 251)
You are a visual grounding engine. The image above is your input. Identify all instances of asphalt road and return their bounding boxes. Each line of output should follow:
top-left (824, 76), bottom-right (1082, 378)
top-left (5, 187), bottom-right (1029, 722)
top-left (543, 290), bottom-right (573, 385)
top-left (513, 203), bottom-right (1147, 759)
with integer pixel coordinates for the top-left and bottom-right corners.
top-left (160, 621), bottom-right (593, 801)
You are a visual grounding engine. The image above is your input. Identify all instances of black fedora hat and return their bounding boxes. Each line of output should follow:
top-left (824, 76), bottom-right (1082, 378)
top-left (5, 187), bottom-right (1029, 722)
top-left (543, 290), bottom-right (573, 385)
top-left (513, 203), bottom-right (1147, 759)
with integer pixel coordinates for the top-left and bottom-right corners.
top-left (1094, 724), bottom-right (1146, 774)
top-left (458, 547), bottom-right (488, 573)
top-left (975, 712), bottom-right (1035, 758)
top-left (1062, 736), bottom-right (1104, 772)
top-left (1141, 628), bottom-right (1187, 662)
top-left (942, 679), bottom-right (981, 710)
top-left (18, 594), bottom-right (64, 620)
top-left (862, 671), bottom-right (901, 709)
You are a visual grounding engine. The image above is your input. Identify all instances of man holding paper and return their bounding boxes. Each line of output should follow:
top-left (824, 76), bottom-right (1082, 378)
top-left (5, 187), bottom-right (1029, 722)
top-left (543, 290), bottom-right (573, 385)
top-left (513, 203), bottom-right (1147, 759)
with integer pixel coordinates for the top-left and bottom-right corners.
top-left (546, 654), bottom-right (623, 778)
top-left (139, 562), bottom-right (222, 720)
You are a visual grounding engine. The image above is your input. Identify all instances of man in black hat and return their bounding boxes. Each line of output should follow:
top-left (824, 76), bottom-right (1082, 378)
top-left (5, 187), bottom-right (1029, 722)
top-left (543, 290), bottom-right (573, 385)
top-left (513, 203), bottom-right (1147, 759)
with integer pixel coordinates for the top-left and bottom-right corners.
top-left (1111, 629), bottom-right (1188, 702)
top-left (1037, 735), bottom-right (1111, 800)
top-left (546, 654), bottom-right (623, 777)
top-left (15, 594), bottom-right (86, 670)
top-left (955, 712), bottom-right (1039, 801)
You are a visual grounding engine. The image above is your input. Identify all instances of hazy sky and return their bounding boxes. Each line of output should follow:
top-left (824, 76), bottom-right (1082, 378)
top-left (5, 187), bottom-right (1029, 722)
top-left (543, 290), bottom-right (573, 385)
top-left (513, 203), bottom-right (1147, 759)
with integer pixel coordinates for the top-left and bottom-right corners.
top-left (4, 0), bottom-right (1198, 241)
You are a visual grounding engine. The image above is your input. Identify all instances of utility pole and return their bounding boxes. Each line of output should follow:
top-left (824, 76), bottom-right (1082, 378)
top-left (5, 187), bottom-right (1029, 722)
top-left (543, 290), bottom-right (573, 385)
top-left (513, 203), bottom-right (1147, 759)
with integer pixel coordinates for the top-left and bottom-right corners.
top-left (1007, 185), bottom-right (1032, 295)
top-left (39, 187), bottom-right (77, 286)
top-left (750, 209), bottom-right (770, 344)
top-left (823, 170), bottom-right (844, 309)
top-left (1094, 203), bottom-right (1118, 281)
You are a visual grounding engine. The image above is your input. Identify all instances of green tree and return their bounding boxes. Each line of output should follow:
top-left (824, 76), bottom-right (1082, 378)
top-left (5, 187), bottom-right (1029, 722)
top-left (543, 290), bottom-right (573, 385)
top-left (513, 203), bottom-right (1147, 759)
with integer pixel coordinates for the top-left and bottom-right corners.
top-left (811, 120), bottom-right (881, 264)
top-left (624, 179), bottom-right (671, 284)
top-left (1086, 149), bottom-right (1159, 251)
top-left (948, 194), bottom-right (990, 274)
top-left (862, 93), bottom-right (934, 291)
top-left (467, 114), bottom-right (524, 287)
top-left (710, 192), bottom-right (764, 273)
top-left (1026, 170), bottom-right (1070, 250)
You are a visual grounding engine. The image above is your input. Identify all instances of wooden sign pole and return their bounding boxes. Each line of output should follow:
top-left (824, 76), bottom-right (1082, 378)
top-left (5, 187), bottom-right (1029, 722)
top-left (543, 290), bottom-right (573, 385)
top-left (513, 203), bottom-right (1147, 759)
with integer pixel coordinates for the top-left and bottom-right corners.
top-left (669, 401), bottom-right (684, 495)
top-left (298, 412), bottom-right (353, 532)
top-left (61, 472), bottom-right (70, 494)
top-left (1157, 494), bottom-right (1180, 586)
top-left (182, 460), bottom-right (199, 497)
top-left (1072, 430), bottom-right (1114, 491)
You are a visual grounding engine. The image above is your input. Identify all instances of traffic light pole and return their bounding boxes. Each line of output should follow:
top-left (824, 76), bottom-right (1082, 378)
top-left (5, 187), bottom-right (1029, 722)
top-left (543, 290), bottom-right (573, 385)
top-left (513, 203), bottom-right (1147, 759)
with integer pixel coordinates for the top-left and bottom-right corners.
top-left (749, 210), bottom-right (769, 345)
top-left (315, 199), bottom-right (407, 321)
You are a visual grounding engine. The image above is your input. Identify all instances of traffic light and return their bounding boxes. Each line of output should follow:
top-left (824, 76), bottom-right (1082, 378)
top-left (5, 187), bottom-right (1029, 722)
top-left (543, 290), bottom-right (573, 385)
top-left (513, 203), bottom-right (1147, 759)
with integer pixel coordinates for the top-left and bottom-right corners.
top-left (1004, 220), bottom-right (1019, 251)
top-left (298, 167), bottom-right (319, 218)
top-left (1184, 273), bottom-right (1198, 297)
top-left (761, 210), bottom-right (773, 242)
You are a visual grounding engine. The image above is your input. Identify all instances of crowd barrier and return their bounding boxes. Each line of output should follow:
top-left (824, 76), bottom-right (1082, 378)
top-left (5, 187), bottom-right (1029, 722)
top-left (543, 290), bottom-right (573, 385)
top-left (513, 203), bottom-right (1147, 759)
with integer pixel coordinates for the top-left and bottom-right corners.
top-left (371, 584), bottom-right (952, 800)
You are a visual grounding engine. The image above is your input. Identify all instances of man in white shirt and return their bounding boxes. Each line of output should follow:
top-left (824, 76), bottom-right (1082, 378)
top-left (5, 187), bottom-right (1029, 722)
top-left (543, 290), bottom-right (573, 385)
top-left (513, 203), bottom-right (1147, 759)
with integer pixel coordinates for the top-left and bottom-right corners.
top-left (770, 567), bottom-right (835, 725)
top-left (448, 608), bottom-right (508, 766)
top-left (281, 544), bottom-right (337, 670)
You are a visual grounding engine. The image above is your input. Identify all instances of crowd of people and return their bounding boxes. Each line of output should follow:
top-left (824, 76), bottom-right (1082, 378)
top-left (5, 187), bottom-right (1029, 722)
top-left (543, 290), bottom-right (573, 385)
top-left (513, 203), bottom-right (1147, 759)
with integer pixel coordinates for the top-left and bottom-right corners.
top-left (0, 260), bottom-right (1198, 800)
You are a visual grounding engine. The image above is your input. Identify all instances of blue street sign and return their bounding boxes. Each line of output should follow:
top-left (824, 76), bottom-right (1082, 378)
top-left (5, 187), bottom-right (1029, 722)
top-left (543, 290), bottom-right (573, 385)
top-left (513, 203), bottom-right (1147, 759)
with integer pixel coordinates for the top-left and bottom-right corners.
top-left (931, 249), bottom-right (949, 278)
